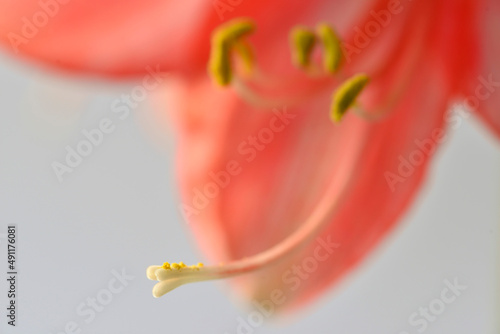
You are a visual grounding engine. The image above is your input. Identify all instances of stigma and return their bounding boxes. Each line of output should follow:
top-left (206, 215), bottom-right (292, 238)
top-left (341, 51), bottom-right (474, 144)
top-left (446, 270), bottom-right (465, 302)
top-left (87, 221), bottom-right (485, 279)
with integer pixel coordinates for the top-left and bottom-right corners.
top-left (147, 262), bottom-right (207, 298)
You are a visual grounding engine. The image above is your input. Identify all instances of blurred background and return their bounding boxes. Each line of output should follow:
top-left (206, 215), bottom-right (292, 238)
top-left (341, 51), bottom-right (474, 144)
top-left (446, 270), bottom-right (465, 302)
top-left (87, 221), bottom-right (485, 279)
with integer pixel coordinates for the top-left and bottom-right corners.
top-left (0, 50), bottom-right (498, 334)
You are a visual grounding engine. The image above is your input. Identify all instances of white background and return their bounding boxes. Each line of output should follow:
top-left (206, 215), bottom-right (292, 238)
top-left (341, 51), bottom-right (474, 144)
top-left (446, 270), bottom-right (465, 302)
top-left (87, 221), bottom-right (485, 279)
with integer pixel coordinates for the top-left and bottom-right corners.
top-left (0, 53), bottom-right (499, 334)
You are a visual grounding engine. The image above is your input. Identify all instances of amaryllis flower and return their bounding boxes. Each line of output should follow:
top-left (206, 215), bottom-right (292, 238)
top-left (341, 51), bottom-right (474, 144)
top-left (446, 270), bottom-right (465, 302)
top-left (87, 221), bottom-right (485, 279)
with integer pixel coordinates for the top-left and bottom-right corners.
top-left (2, 0), bottom-right (499, 313)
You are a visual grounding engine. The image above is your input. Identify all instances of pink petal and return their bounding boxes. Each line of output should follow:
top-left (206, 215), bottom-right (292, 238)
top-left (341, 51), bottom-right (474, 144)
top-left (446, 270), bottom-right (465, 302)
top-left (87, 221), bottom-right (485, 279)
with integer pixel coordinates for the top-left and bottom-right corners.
top-left (166, 1), bottom-right (474, 311)
top-left (462, 0), bottom-right (500, 138)
top-left (0, 0), bottom-right (215, 77)
top-left (0, 0), bottom-right (360, 78)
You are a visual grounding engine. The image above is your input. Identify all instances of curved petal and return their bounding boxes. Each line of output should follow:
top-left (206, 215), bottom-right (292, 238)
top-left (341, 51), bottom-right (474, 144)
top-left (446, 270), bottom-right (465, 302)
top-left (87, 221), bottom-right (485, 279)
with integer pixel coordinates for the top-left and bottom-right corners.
top-left (163, 0), bottom-right (471, 311)
top-left (0, 0), bottom-right (215, 77)
top-left (171, 64), bottom-right (451, 313)
top-left (0, 0), bottom-right (364, 78)
top-left (280, 60), bottom-right (451, 312)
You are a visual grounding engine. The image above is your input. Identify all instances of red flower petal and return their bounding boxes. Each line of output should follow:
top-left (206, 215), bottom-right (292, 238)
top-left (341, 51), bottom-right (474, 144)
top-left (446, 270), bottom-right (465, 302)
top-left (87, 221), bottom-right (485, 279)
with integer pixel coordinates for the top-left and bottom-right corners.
top-left (4, 0), bottom-right (494, 313)
top-left (463, 0), bottom-right (500, 138)
top-left (165, 0), bottom-right (482, 310)
top-left (0, 0), bottom-right (352, 78)
top-left (172, 67), bottom-right (450, 312)
top-left (0, 0), bottom-right (218, 77)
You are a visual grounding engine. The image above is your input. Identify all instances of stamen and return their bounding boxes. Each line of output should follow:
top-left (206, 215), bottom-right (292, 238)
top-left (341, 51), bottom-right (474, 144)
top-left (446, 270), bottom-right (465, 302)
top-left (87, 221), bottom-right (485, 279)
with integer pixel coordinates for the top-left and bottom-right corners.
top-left (330, 73), bottom-right (370, 123)
top-left (208, 18), bottom-right (256, 86)
top-left (206, 20), bottom-right (342, 110)
top-left (290, 23), bottom-right (343, 76)
top-left (316, 24), bottom-right (343, 74)
top-left (290, 26), bottom-right (317, 69)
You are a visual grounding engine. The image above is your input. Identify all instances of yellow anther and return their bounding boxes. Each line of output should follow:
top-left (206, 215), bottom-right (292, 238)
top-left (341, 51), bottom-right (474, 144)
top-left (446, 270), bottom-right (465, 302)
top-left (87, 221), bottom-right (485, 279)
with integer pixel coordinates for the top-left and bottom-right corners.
top-left (171, 263), bottom-right (181, 270)
top-left (208, 18), bottom-right (256, 86)
top-left (316, 24), bottom-right (343, 74)
top-left (212, 18), bottom-right (255, 45)
top-left (197, 263), bottom-right (204, 267)
top-left (331, 73), bottom-right (370, 122)
top-left (290, 26), bottom-right (317, 68)
top-left (209, 44), bottom-right (231, 86)
top-left (179, 262), bottom-right (187, 268)
top-left (162, 262), bottom-right (170, 270)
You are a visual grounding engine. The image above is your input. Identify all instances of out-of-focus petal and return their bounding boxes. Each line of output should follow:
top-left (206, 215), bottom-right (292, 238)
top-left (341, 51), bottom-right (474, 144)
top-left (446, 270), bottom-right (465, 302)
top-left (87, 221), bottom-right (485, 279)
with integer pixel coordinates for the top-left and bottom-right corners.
top-left (0, 0), bottom-right (215, 77)
top-left (0, 0), bottom-right (369, 78)
top-left (163, 0), bottom-right (483, 310)
top-left (171, 51), bottom-right (451, 311)
top-left (463, 0), bottom-right (500, 138)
